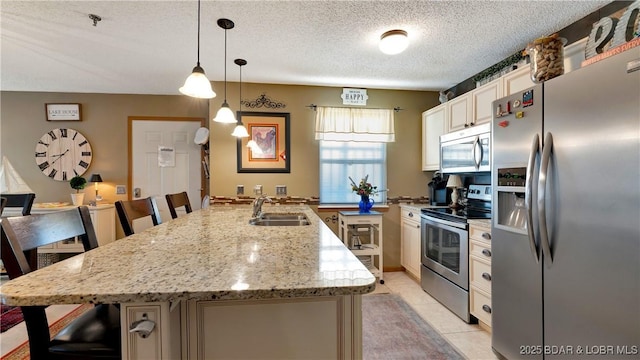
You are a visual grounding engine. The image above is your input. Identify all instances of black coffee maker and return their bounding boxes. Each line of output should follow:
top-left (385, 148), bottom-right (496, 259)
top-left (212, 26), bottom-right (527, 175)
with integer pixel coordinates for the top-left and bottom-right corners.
top-left (428, 172), bottom-right (452, 206)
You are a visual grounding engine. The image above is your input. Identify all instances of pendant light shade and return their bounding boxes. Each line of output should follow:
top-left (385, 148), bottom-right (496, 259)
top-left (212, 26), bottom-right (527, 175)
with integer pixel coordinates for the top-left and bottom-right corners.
top-left (214, 102), bottom-right (235, 123)
top-left (231, 122), bottom-right (250, 137)
top-left (213, 19), bottom-right (237, 123)
top-left (180, 0), bottom-right (216, 99)
top-left (232, 58), bottom-right (249, 138)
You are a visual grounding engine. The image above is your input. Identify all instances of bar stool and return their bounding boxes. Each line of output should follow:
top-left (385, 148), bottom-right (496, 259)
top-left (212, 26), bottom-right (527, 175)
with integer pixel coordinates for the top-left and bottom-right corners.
top-left (115, 197), bottom-right (162, 236)
top-left (0, 206), bottom-right (121, 359)
top-left (165, 191), bottom-right (193, 219)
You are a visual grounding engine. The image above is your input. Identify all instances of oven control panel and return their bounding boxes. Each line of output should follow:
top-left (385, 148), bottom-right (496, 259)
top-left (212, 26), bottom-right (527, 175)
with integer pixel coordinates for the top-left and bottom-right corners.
top-left (467, 184), bottom-right (491, 201)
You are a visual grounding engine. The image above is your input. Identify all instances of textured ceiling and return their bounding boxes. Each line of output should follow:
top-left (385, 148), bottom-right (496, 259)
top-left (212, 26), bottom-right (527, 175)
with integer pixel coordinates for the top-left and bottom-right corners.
top-left (1, 0), bottom-right (610, 95)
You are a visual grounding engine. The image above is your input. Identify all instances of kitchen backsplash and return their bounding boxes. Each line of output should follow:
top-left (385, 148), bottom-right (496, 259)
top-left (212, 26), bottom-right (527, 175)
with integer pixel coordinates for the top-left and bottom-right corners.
top-left (210, 195), bottom-right (431, 206)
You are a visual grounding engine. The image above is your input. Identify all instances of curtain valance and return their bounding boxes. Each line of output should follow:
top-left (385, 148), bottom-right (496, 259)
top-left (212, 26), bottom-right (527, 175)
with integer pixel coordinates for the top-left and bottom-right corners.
top-left (314, 107), bottom-right (395, 142)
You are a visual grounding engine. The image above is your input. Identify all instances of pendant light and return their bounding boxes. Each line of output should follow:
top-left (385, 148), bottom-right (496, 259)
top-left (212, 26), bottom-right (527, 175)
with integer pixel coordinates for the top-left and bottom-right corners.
top-left (231, 59), bottom-right (249, 138)
top-left (213, 18), bottom-right (237, 123)
top-left (179, 0), bottom-right (216, 99)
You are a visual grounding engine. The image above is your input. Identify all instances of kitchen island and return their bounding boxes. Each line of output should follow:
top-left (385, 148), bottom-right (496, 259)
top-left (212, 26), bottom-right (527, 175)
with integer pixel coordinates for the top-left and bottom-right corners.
top-left (0, 205), bottom-right (376, 359)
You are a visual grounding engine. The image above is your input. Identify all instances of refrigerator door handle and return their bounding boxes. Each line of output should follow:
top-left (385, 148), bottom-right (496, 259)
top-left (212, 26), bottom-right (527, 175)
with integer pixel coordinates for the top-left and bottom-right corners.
top-left (526, 133), bottom-right (540, 263)
top-left (538, 132), bottom-right (553, 267)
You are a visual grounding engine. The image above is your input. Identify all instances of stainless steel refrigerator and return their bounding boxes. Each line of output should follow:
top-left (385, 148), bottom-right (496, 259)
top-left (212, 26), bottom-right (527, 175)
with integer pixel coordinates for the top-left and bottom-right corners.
top-left (491, 47), bottom-right (640, 359)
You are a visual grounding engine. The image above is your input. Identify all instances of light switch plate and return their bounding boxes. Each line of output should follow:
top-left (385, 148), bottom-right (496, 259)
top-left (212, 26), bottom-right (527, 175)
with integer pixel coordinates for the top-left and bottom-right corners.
top-left (237, 185), bottom-right (244, 195)
top-left (276, 185), bottom-right (287, 196)
top-left (253, 185), bottom-right (263, 195)
top-left (116, 185), bottom-right (126, 194)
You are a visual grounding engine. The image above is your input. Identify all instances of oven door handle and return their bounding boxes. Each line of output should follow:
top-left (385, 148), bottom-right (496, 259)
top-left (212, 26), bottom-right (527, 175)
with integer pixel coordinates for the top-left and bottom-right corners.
top-left (421, 215), bottom-right (467, 230)
top-left (526, 133), bottom-right (540, 263)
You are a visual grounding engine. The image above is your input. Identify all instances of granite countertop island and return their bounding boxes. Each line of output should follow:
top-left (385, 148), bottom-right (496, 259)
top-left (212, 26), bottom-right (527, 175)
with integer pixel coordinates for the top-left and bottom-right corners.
top-left (0, 205), bottom-right (375, 306)
top-left (1, 205), bottom-right (376, 359)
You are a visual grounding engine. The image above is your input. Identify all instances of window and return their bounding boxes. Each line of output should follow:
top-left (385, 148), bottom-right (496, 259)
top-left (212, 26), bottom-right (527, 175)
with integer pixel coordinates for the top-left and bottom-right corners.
top-left (319, 140), bottom-right (386, 204)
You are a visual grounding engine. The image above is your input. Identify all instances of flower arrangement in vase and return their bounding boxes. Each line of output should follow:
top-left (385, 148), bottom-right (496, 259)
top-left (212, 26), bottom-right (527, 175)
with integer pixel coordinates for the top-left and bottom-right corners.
top-left (69, 175), bottom-right (87, 206)
top-left (349, 175), bottom-right (377, 213)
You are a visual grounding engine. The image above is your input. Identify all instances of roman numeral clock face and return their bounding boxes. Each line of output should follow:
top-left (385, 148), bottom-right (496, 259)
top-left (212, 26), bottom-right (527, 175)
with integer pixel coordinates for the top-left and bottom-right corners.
top-left (34, 128), bottom-right (92, 181)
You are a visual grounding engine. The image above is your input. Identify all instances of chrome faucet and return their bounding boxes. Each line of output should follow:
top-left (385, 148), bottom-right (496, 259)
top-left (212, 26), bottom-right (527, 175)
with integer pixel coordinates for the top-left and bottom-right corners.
top-left (252, 195), bottom-right (272, 218)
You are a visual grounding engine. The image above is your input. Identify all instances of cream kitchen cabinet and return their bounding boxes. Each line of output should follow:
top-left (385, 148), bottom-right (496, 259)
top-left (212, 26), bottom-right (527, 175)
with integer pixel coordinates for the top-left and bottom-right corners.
top-left (471, 78), bottom-right (502, 126)
top-left (501, 66), bottom-right (535, 96)
top-left (446, 94), bottom-right (471, 132)
top-left (421, 106), bottom-right (447, 171)
top-left (400, 206), bottom-right (421, 280)
top-left (469, 220), bottom-right (492, 330)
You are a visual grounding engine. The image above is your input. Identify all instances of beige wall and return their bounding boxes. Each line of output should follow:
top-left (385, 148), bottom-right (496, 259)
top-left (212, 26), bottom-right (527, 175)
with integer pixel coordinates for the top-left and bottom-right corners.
top-left (208, 81), bottom-right (438, 199)
top-left (1, 92), bottom-right (208, 204)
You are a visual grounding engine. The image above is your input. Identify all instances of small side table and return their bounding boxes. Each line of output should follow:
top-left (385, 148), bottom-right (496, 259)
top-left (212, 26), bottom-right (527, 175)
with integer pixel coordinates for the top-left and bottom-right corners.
top-left (338, 211), bottom-right (384, 284)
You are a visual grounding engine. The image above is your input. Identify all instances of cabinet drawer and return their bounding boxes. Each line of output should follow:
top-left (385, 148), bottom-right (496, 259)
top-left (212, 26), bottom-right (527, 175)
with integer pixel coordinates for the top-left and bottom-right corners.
top-left (470, 241), bottom-right (492, 261)
top-left (401, 208), bottom-right (420, 223)
top-left (469, 225), bottom-right (491, 243)
top-left (470, 257), bottom-right (492, 293)
top-left (470, 287), bottom-right (492, 326)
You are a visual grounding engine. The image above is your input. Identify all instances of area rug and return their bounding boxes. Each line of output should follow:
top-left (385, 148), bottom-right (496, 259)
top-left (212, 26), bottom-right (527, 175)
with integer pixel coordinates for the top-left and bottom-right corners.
top-left (1, 304), bottom-right (93, 360)
top-left (1, 305), bottom-right (22, 333)
top-left (362, 294), bottom-right (464, 359)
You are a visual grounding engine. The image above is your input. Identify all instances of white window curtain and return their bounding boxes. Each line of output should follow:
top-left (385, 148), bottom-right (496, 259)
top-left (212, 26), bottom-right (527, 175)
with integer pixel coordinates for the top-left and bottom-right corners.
top-left (314, 107), bottom-right (395, 142)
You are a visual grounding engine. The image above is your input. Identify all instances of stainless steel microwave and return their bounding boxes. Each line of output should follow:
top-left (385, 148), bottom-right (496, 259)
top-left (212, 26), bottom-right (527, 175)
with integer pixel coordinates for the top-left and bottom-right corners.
top-left (440, 123), bottom-right (490, 173)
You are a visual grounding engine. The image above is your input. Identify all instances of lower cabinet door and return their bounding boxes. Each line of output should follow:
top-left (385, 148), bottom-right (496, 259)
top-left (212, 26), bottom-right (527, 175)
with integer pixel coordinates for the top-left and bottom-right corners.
top-left (470, 287), bottom-right (492, 326)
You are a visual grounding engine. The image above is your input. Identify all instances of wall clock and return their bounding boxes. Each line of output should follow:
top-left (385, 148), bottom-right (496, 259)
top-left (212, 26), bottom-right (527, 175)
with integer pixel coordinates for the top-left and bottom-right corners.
top-left (34, 128), bottom-right (92, 181)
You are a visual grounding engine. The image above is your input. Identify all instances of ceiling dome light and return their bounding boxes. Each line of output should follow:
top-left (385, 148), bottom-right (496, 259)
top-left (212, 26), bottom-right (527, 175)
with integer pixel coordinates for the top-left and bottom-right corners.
top-left (379, 29), bottom-right (409, 55)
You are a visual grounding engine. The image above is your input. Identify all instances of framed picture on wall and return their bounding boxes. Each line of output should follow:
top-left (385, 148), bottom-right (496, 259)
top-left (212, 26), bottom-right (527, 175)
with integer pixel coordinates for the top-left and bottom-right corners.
top-left (236, 111), bottom-right (290, 173)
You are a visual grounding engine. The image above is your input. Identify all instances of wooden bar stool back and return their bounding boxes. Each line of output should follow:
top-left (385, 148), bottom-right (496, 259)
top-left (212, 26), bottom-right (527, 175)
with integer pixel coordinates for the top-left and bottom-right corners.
top-left (165, 191), bottom-right (193, 219)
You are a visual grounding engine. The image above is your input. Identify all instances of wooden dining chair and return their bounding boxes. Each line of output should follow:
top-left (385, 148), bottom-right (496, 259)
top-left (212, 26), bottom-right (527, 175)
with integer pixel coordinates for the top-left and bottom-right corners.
top-left (165, 191), bottom-right (193, 219)
top-left (115, 197), bottom-right (162, 236)
top-left (0, 196), bottom-right (6, 216)
top-left (0, 206), bottom-right (121, 360)
top-left (1, 193), bottom-right (36, 216)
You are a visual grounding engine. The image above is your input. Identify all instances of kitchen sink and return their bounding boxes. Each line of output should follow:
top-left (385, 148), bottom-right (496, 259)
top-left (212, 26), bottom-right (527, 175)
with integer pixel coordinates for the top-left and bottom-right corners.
top-left (249, 213), bottom-right (311, 226)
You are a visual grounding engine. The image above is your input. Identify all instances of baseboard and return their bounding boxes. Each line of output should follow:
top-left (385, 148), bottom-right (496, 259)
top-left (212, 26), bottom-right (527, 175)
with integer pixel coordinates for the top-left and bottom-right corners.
top-left (383, 266), bottom-right (403, 272)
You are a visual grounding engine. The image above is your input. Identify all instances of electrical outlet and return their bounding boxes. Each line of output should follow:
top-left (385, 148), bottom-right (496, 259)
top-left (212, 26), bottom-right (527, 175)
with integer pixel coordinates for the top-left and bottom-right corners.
top-left (253, 185), bottom-right (263, 195)
top-left (276, 185), bottom-right (287, 196)
top-left (237, 185), bottom-right (244, 195)
top-left (116, 185), bottom-right (126, 195)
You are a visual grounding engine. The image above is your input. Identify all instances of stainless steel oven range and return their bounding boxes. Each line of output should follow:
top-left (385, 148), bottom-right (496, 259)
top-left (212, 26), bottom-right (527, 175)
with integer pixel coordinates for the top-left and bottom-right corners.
top-left (420, 184), bottom-right (491, 323)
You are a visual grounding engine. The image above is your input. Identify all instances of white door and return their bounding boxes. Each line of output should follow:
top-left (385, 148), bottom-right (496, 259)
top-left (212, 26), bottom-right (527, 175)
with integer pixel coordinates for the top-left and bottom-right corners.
top-left (131, 119), bottom-right (203, 229)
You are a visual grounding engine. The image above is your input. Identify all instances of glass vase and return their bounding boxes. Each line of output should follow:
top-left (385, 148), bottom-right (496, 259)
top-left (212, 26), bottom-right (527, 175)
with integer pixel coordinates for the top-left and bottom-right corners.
top-left (358, 195), bottom-right (374, 213)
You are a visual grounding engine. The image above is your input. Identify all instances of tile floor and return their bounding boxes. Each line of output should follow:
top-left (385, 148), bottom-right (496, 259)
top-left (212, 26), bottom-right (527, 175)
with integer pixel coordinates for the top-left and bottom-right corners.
top-left (1, 271), bottom-right (499, 359)
top-left (377, 271), bottom-right (499, 360)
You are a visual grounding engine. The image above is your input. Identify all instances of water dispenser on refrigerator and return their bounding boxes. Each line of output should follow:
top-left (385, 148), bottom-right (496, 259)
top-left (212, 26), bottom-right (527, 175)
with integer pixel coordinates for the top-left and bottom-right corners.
top-left (495, 167), bottom-right (529, 233)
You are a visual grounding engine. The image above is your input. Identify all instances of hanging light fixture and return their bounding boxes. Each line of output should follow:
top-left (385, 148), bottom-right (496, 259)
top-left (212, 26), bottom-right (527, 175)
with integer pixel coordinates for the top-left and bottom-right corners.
top-left (379, 29), bottom-right (409, 55)
top-left (179, 0), bottom-right (216, 99)
top-left (213, 18), bottom-right (237, 123)
top-left (231, 58), bottom-right (249, 138)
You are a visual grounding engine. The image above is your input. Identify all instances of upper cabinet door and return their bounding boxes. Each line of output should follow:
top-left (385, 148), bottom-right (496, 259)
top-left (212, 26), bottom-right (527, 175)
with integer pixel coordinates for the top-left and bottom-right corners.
top-left (501, 66), bottom-right (535, 96)
top-left (472, 78), bottom-right (502, 126)
top-left (447, 95), bottom-right (471, 132)
top-left (422, 106), bottom-right (447, 171)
